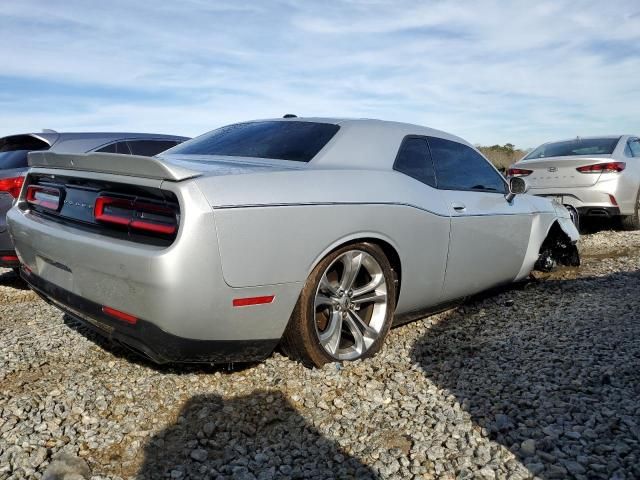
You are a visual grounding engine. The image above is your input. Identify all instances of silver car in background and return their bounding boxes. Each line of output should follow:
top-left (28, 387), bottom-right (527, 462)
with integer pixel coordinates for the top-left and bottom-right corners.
top-left (508, 136), bottom-right (640, 229)
top-left (7, 118), bottom-right (579, 366)
top-left (0, 131), bottom-right (189, 269)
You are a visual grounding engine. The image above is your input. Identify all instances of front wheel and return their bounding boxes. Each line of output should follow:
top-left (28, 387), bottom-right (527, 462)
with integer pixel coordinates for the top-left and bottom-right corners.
top-left (281, 242), bottom-right (396, 367)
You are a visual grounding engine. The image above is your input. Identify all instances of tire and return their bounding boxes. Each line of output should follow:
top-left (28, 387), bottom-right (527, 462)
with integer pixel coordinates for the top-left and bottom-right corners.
top-left (621, 189), bottom-right (640, 231)
top-left (281, 242), bottom-right (397, 367)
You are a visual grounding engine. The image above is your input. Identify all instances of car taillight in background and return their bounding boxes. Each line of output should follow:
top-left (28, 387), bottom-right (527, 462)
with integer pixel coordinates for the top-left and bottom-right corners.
top-left (94, 195), bottom-right (178, 235)
top-left (0, 176), bottom-right (25, 198)
top-left (576, 162), bottom-right (626, 173)
top-left (507, 168), bottom-right (533, 177)
top-left (26, 185), bottom-right (62, 210)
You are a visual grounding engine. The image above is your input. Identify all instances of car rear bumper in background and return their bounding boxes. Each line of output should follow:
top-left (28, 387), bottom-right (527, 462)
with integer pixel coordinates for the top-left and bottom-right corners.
top-left (529, 174), bottom-right (638, 216)
top-left (23, 267), bottom-right (278, 363)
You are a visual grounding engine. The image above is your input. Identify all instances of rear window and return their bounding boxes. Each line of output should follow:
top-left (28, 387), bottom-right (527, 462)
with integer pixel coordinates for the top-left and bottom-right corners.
top-left (0, 134), bottom-right (50, 169)
top-left (165, 121), bottom-right (340, 162)
top-left (525, 137), bottom-right (620, 159)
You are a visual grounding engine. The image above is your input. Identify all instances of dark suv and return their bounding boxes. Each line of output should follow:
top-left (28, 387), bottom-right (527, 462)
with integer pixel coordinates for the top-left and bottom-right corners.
top-left (0, 131), bottom-right (188, 269)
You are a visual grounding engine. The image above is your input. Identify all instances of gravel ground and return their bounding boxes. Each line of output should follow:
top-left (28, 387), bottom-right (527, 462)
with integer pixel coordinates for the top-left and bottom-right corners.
top-left (1, 228), bottom-right (639, 480)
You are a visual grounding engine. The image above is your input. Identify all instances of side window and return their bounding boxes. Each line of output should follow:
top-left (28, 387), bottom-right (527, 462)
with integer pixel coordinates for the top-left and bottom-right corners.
top-left (128, 140), bottom-right (179, 157)
top-left (630, 138), bottom-right (640, 157)
top-left (393, 137), bottom-right (436, 187)
top-left (428, 137), bottom-right (506, 193)
top-left (96, 141), bottom-right (131, 154)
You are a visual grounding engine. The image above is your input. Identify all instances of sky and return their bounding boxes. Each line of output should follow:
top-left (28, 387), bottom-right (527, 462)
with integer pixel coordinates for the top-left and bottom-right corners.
top-left (0, 0), bottom-right (639, 149)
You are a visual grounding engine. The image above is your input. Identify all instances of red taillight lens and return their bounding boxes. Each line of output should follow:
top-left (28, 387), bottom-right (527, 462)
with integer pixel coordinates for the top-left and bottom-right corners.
top-left (576, 162), bottom-right (626, 173)
top-left (507, 168), bottom-right (533, 177)
top-left (0, 176), bottom-right (25, 198)
top-left (26, 185), bottom-right (62, 210)
top-left (1, 254), bottom-right (19, 262)
top-left (94, 196), bottom-right (177, 235)
top-left (102, 306), bottom-right (138, 324)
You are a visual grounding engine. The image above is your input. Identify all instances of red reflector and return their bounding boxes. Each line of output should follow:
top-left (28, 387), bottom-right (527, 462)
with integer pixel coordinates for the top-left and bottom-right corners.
top-left (507, 168), bottom-right (533, 177)
top-left (576, 162), bottom-right (626, 173)
top-left (609, 194), bottom-right (618, 206)
top-left (26, 185), bottom-right (62, 210)
top-left (102, 306), bottom-right (138, 324)
top-left (232, 295), bottom-right (275, 307)
top-left (0, 176), bottom-right (25, 198)
top-left (1, 255), bottom-right (18, 262)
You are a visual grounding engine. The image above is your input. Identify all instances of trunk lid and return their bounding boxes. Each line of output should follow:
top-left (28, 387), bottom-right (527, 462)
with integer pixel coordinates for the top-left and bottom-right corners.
top-left (516, 155), bottom-right (611, 188)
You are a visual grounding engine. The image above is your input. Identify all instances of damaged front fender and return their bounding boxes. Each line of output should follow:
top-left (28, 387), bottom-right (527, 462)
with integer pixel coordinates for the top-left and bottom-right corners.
top-left (534, 221), bottom-right (581, 272)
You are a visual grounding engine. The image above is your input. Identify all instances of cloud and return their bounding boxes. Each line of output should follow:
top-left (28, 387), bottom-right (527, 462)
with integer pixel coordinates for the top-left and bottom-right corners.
top-left (0, 0), bottom-right (638, 147)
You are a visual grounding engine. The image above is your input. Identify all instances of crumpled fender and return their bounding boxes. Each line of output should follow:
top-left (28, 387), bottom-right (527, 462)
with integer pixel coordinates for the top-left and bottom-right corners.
top-left (556, 216), bottom-right (580, 243)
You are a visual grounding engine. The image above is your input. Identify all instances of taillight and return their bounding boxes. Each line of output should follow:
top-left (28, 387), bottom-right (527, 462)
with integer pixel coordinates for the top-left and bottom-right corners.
top-left (0, 176), bottom-right (25, 198)
top-left (576, 162), bottom-right (626, 173)
top-left (94, 195), bottom-right (177, 235)
top-left (507, 168), bottom-right (533, 177)
top-left (26, 185), bottom-right (62, 210)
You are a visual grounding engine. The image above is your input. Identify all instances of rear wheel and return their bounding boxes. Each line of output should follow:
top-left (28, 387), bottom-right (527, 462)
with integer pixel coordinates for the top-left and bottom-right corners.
top-left (282, 242), bottom-right (396, 367)
top-left (621, 189), bottom-right (640, 231)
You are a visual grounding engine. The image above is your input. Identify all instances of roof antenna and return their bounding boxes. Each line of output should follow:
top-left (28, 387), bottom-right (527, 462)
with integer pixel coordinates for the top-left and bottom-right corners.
top-left (283, 114), bottom-right (297, 118)
top-left (41, 129), bottom-right (58, 133)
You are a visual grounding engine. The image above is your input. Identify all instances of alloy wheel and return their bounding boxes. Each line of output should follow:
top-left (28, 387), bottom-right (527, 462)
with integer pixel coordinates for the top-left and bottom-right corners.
top-left (313, 250), bottom-right (389, 360)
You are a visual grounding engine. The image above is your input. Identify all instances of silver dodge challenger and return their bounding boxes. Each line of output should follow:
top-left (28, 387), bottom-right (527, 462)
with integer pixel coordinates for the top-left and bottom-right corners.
top-left (7, 118), bottom-right (580, 366)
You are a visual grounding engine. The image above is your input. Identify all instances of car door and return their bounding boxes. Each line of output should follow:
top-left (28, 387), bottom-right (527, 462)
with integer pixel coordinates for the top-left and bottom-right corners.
top-left (427, 136), bottom-right (534, 300)
top-left (392, 136), bottom-right (451, 309)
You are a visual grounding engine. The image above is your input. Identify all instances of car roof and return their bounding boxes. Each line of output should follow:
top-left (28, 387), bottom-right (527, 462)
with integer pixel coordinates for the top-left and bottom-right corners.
top-left (250, 117), bottom-right (470, 143)
top-left (0, 131), bottom-right (190, 156)
top-left (0, 131), bottom-right (189, 148)
top-left (538, 135), bottom-right (627, 145)
top-left (253, 117), bottom-right (476, 170)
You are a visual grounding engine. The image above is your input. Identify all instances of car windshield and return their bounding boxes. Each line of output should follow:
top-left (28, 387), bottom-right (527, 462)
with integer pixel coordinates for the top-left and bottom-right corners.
top-left (524, 137), bottom-right (620, 159)
top-left (165, 121), bottom-right (340, 162)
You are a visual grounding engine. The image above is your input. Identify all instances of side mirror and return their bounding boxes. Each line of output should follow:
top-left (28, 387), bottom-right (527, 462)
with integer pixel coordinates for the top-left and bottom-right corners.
top-left (505, 176), bottom-right (529, 202)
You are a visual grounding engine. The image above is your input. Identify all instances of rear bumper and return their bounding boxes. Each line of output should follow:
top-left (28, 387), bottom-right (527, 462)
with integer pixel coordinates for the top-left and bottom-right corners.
top-left (576, 206), bottom-right (621, 218)
top-left (529, 175), bottom-right (637, 216)
top-left (7, 176), bottom-right (300, 343)
top-left (23, 267), bottom-right (279, 364)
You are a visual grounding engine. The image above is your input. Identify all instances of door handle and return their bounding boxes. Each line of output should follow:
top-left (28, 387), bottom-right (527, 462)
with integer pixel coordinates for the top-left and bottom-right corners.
top-left (451, 202), bottom-right (466, 212)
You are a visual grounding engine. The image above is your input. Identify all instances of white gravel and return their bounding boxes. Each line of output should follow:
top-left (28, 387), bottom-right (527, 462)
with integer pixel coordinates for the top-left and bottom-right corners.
top-left (1, 228), bottom-right (639, 479)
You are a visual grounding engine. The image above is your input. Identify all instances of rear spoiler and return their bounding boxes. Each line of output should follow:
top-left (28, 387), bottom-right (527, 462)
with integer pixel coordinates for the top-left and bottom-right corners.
top-left (27, 151), bottom-right (201, 181)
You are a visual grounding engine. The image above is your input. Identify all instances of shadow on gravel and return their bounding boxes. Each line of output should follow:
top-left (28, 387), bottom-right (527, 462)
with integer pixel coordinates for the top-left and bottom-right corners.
top-left (0, 268), bottom-right (29, 290)
top-left (412, 270), bottom-right (640, 479)
top-left (61, 314), bottom-right (259, 375)
top-left (137, 391), bottom-right (377, 479)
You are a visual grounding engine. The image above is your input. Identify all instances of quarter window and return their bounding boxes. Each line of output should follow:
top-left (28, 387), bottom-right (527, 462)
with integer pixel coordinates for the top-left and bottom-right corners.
top-left (428, 137), bottom-right (506, 193)
top-left (96, 141), bottom-right (130, 154)
top-left (625, 142), bottom-right (633, 157)
top-left (630, 138), bottom-right (640, 157)
top-left (128, 140), bottom-right (180, 156)
top-left (393, 137), bottom-right (436, 187)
